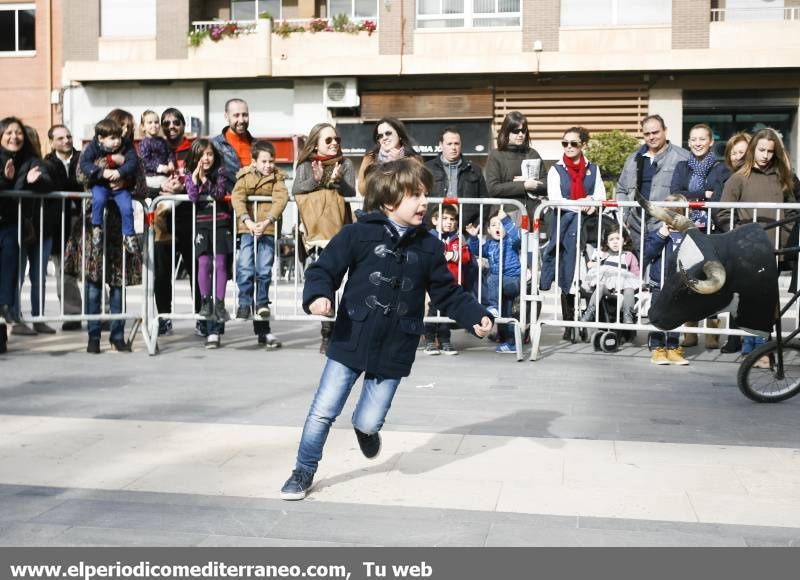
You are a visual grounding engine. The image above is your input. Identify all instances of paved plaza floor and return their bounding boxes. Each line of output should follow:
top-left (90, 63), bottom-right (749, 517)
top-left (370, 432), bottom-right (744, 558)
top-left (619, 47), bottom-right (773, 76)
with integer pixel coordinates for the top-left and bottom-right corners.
top-left (1, 317), bottom-right (800, 546)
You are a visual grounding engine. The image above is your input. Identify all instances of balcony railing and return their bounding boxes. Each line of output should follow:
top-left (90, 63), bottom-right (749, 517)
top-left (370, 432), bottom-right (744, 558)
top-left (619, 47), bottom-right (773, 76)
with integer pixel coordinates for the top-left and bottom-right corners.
top-left (710, 6), bottom-right (800, 22)
top-left (191, 20), bottom-right (259, 33)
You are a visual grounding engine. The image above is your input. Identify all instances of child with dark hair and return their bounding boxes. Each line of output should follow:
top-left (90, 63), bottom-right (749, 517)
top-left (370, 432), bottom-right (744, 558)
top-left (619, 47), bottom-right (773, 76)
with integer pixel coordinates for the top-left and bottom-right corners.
top-left (280, 158), bottom-right (492, 501)
top-left (232, 140), bottom-right (289, 348)
top-left (581, 224), bottom-right (640, 325)
top-left (78, 118), bottom-right (139, 253)
top-left (424, 203), bottom-right (471, 355)
top-left (465, 207), bottom-right (521, 354)
top-left (184, 138), bottom-right (232, 349)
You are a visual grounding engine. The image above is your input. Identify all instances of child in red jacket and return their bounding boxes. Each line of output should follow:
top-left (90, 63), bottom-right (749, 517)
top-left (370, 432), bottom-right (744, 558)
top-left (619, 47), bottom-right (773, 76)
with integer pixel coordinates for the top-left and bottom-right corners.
top-left (424, 203), bottom-right (471, 355)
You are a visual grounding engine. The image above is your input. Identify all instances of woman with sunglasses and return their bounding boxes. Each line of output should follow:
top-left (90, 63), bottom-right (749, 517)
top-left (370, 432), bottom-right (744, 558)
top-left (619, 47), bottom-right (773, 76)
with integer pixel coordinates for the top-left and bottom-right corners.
top-left (357, 117), bottom-right (421, 195)
top-left (485, 111), bottom-right (545, 218)
top-left (293, 123), bottom-right (356, 353)
top-left (540, 127), bottom-right (606, 342)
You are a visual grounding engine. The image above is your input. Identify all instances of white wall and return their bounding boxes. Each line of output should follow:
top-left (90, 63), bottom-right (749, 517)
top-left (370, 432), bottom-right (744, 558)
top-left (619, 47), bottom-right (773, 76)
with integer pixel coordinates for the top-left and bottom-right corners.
top-left (208, 87), bottom-right (296, 137)
top-left (648, 88), bottom-right (683, 147)
top-left (64, 82), bottom-right (206, 142)
top-left (292, 80), bottom-right (330, 135)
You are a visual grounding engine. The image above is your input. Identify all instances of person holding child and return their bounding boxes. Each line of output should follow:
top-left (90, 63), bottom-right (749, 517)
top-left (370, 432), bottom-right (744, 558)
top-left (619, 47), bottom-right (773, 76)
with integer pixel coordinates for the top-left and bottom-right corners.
top-left (466, 207), bottom-right (521, 354)
top-left (280, 158), bottom-right (493, 501)
top-left (232, 140), bottom-right (289, 349)
top-left (424, 203), bottom-right (471, 356)
top-left (78, 118), bottom-right (139, 254)
top-left (184, 139), bottom-right (233, 350)
top-left (581, 224), bottom-right (640, 327)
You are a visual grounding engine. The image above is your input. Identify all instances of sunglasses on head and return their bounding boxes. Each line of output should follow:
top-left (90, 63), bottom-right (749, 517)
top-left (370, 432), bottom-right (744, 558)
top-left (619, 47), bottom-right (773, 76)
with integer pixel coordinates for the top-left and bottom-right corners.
top-left (162, 120), bottom-right (183, 127)
top-left (324, 136), bottom-right (341, 145)
top-left (377, 130), bottom-right (395, 140)
top-left (561, 140), bottom-right (582, 148)
top-left (509, 127), bottom-right (526, 135)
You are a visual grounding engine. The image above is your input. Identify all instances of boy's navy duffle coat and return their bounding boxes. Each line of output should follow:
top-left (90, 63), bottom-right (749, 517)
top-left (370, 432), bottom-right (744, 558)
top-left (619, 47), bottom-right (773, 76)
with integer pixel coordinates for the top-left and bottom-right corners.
top-left (303, 210), bottom-right (491, 379)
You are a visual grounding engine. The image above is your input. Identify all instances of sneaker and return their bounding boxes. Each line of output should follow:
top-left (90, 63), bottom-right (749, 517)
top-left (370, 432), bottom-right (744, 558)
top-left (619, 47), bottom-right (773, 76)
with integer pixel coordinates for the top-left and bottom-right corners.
top-left (256, 304), bottom-right (271, 320)
top-left (214, 299), bottom-right (230, 322)
top-left (265, 333), bottom-right (282, 349)
top-left (109, 339), bottom-right (131, 352)
top-left (123, 235), bottom-right (139, 254)
top-left (11, 322), bottom-right (37, 336)
top-left (650, 347), bottom-right (669, 365)
top-left (440, 342), bottom-right (458, 355)
top-left (753, 355), bottom-right (771, 369)
top-left (86, 338), bottom-right (101, 354)
top-left (354, 428), bottom-right (381, 459)
top-left (423, 342), bottom-right (440, 356)
top-left (280, 469), bottom-right (314, 501)
top-left (198, 297), bottom-right (213, 319)
top-left (91, 226), bottom-right (103, 248)
top-left (61, 321), bottom-right (82, 331)
top-left (157, 319), bottom-right (173, 336)
top-left (495, 341), bottom-right (516, 354)
top-left (205, 333), bottom-right (220, 349)
top-left (236, 304), bottom-right (251, 320)
top-left (33, 322), bottom-right (56, 334)
top-left (667, 347), bottom-right (689, 366)
top-left (258, 334), bottom-right (267, 345)
top-left (0, 304), bottom-right (14, 324)
top-left (194, 320), bottom-right (208, 337)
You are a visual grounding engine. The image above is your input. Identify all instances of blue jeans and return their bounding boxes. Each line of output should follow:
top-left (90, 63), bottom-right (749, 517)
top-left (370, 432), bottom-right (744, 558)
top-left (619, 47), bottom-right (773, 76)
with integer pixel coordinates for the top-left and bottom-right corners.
top-left (296, 358), bottom-right (400, 475)
top-left (648, 331), bottom-right (680, 350)
top-left (742, 335), bottom-right (767, 355)
top-left (14, 236), bottom-right (53, 318)
top-left (85, 281), bottom-right (124, 342)
top-left (236, 234), bottom-right (274, 307)
top-left (486, 273), bottom-right (520, 342)
top-left (0, 224), bottom-right (18, 306)
top-left (91, 185), bottom-right (135, 236)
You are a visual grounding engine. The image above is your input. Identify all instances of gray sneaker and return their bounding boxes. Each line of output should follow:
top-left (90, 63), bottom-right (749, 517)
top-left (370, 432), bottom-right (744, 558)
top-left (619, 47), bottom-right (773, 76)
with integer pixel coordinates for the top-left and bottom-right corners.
top-left (423, 342), bottom-right (440, 356)
top-left (440, 342), bottom-right (458, 355)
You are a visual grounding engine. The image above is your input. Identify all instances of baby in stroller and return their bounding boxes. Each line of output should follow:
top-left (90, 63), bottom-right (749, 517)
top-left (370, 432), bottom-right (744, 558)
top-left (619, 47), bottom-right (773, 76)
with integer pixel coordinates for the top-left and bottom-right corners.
top-left (580, 223), bottom-right (641, 350)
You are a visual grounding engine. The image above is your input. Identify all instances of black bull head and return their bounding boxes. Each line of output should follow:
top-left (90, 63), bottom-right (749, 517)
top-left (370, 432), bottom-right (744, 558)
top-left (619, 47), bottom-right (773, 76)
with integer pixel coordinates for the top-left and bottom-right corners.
top-left (636, 193), bottom-right (779, 334)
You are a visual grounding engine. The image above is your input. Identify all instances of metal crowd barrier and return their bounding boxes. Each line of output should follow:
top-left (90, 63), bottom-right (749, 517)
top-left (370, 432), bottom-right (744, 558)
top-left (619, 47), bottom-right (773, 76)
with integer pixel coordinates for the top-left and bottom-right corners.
top-left (526, 198), bottom-right (800, 361)
top-left (141, 195), bottom-right (529, 360)
top-left (0, 190), bottom-right (146, 344)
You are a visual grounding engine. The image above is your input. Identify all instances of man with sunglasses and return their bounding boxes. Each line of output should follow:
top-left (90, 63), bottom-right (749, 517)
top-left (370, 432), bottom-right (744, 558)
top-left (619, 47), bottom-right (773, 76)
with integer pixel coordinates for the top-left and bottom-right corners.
top-left (616, 114), bottom-right (689, 246)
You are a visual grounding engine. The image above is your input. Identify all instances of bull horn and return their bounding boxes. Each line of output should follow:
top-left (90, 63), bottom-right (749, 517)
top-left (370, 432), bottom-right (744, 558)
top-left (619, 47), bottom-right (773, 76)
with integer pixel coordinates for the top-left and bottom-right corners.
top-left (684, 261), bottom-right (726, 294)
top-left (633, 190), bottom-right (694, 233)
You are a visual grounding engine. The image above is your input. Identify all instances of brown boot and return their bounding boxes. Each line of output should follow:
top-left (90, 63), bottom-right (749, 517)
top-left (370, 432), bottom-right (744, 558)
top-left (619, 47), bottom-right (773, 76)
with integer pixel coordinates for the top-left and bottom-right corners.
top-left (704, 319), bottom-right (720, 349)
top-left (681, 321), bottom-right (698, 348)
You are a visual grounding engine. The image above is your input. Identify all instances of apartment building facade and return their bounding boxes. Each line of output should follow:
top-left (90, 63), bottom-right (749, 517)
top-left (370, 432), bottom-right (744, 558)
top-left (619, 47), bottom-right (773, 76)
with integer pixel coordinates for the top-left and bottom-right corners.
top-left (55, 0), bottom-right (800, 166)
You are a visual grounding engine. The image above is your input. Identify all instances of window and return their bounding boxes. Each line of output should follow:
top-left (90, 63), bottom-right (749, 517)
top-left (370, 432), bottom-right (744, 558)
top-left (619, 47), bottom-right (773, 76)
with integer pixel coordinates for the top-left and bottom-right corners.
top-left (329, 0), bottom-right (378, 19)
top-left (101, 0), bottom-right (156, 37)
top-left (0, 4), bottom-right (35, 55)
top-left (231, 0), bottom-right (282, 20)
top-left (417, 0), bottom-right (520, 28)
top-left (561, 0), bottom-right (670, 27)
top-left (718, 0), bottom-right (787, 21)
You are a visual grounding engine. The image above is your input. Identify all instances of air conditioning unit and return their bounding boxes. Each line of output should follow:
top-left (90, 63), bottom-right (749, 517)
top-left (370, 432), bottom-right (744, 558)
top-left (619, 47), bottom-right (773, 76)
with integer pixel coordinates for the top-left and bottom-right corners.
top-left (324, 78), bottom-right (359, 108)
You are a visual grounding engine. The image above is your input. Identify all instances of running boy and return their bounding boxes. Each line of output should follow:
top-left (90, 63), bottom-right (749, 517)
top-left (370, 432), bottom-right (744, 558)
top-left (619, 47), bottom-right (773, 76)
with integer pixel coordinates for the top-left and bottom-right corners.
top-left (78, 118), bottom-right (139, 253)
top-left (231, 140), bottom-right (289, 348)
top-left (424, 203), bottom-right (471, 355)
top-left (280, 158), bottom-right (493, 500)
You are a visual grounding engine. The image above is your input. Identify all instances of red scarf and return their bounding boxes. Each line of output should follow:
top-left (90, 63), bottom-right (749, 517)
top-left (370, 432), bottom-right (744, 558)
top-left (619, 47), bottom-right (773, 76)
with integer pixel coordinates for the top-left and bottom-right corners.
top-left (563, 154), bottom-right (587, 200)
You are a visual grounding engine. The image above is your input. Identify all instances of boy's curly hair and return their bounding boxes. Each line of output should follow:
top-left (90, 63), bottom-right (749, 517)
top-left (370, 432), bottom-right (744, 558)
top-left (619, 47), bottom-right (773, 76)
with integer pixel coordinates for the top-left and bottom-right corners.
top-left (363, 158), bottom-right (434, 212)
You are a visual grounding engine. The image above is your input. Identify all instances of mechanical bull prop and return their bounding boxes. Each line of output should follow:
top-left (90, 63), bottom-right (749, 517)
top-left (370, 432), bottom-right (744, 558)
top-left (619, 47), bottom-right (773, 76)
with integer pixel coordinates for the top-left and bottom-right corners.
top-left (636, 193), bottom-right (780, 335)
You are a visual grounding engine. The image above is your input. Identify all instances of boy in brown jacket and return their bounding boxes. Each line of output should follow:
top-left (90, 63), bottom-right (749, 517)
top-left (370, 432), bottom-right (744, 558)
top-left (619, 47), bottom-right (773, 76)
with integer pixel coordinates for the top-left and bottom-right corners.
top-left (231, 141), bottom-right (289, 348)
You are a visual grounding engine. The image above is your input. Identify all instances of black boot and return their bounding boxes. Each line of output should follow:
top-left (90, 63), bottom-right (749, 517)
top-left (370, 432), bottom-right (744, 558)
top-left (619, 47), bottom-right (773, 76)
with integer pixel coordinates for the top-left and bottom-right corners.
top-left (721, 335), bottom-right (742, 354)
top-left (560, 294), bottom-right (576, 343)
top-left (320, 321), bottom-right (334, 354)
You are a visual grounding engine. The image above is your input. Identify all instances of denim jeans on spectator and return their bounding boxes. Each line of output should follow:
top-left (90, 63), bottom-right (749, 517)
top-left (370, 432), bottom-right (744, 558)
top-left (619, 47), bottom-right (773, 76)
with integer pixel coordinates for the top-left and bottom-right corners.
top-left (486, 273), bottom-right (520, 342)
top-left (742, 335), bottom-right (767, 355)
top-left (648, 331), bottom-right (680, 350)
top-left (236, 234), bottom-right (275, 308)
top-left (0, 224), bottom-right (18, 307)
top-left (91, 185), bottom-right (135, 237)
top-left (85, 281), bottom-right (124, 342)
top-left (295, 358), bottom-right (399, 475)
top-left (14, 236), bottom-right (53, 318)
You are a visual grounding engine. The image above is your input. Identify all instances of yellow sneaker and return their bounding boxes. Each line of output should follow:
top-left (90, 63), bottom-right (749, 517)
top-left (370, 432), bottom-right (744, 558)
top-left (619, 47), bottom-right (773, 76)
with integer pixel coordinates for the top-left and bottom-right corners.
top-left (650, 347), bottom-right (669, 365)
top-left (667, 347), bottom-right (690, 366)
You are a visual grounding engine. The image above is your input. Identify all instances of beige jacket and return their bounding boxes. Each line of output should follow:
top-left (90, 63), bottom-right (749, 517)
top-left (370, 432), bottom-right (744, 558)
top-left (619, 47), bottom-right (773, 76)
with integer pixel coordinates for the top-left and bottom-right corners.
top-left (231, 165), bottom-right (289, 236)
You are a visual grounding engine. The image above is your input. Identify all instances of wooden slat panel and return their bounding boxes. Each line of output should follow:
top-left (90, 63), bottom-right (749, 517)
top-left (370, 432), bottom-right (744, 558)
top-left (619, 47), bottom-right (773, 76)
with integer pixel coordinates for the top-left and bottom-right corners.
top-left (362, 89), bottom-right (494, 121)
top-left (493, 83), bottom-right (648, 141)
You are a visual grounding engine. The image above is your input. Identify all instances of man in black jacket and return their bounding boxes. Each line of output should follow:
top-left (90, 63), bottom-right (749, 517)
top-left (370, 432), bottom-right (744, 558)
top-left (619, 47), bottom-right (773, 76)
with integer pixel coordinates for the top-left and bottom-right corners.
top-left (43, 125), bottom-right (83, 330)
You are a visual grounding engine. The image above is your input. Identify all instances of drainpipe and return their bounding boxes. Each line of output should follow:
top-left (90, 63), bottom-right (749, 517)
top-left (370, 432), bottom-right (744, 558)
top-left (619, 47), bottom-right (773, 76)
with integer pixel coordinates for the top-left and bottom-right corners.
top-left (46, 0), bottom-right (54, 128)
